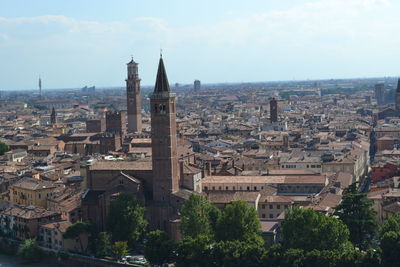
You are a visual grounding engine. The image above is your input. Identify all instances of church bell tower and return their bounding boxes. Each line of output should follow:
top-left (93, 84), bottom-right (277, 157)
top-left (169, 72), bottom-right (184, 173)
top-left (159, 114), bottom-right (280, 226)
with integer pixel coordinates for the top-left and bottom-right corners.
top-left (150, 56), bottom-right (179, 202)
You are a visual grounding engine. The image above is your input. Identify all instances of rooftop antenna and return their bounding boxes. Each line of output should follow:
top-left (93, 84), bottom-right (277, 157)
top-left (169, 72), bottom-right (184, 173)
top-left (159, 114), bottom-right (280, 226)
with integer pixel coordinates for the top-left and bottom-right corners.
top-left (160, 48), bottom-right (163, 58)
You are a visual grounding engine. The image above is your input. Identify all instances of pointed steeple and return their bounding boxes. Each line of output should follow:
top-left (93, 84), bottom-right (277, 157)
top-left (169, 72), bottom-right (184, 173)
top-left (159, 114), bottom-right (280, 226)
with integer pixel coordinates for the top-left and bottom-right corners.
top-left (154, 57), bottom-right (170, 93)
top-left (397, 78), bottom-right (400, 93)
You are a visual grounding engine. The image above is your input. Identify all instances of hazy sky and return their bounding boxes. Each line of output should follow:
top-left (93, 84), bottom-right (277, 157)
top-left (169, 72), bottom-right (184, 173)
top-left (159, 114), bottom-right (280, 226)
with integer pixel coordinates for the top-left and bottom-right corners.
top-left (1, 0), bottom-right (399, 90)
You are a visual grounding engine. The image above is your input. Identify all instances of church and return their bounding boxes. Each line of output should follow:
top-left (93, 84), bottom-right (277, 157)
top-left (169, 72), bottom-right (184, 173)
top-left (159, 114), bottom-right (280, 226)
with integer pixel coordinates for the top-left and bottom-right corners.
top-left (81, 56), bottom-right (202, 240)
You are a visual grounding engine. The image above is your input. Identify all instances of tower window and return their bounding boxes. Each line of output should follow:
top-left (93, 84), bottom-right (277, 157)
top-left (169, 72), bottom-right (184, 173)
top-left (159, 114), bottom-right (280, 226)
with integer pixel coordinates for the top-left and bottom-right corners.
top-left (159, 104), bottom-right (166, 114)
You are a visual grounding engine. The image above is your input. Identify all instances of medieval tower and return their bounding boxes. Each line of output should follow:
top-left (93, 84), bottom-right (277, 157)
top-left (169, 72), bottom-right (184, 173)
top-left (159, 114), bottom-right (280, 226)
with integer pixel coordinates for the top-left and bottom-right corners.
top-left (126, 58), bottom-right (142, 133)
top-left (270, 97), bottom-right (278, 122)
top-left (150, 56), bottom-right (179, 203)
top-left (148, 56), bottom-right (180, 231)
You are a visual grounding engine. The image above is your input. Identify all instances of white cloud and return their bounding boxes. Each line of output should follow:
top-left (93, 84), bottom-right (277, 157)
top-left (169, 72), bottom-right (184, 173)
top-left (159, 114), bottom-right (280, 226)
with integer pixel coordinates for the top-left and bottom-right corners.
top-left (0, 0), bottom-right (399, 89)
top-left (0, 0), bottom-right (396, 48)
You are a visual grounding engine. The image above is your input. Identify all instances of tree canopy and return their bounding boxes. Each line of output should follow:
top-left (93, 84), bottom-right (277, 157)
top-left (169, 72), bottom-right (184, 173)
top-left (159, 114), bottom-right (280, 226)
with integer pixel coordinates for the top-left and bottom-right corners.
top-left (215, 200), bottom-right (263, 244)
top-left (112, 241), bottom-right (128, 260)
top-left (180, 194), bottom-right (220, 239)
top-left (63, 221), bottom-right (93, 253)
top-left (281, 207), bottom-right (349, 251)
top-left (106, 194), bottom-right (147, 246)
top-left (17, 238), bottom-right (43, 263)
top-left (144, 230), bottom-right (175, 266)
top-left (94, 232), bottom-right (111, 258)
top-left (334, 183), bottom-right (377, 249)
top-left (0, 141), bottom-right (9, 156)
top-left (379, 213), bottom-right (400, 267)
top-left (175, 235), bottom-right (211, 267)
top-left (209, 240), bottom-right (265, 267)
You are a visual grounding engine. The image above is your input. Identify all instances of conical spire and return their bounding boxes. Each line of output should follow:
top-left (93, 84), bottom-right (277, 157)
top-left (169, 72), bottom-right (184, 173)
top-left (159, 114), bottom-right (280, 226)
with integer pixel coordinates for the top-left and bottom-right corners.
top-left (397, 78), bottom-right (400, 93)
top-left (154, 57), bottom-right (170, 93)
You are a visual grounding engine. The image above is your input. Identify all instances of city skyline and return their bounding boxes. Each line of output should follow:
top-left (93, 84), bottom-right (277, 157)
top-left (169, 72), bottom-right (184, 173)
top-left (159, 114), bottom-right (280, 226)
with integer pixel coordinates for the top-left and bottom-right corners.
top-left (1, 0), bottom-right (400, 90)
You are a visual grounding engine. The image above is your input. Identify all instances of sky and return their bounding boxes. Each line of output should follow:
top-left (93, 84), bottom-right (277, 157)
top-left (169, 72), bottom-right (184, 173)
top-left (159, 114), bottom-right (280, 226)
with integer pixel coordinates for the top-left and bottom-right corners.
top-left (0, 0), bottom-right (399, 90)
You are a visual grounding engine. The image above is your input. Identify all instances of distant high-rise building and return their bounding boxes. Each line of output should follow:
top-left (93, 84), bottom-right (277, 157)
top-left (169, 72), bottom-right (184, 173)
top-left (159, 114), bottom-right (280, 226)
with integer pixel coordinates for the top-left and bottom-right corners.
top-left (194, 80), bottom-right (201, 91)
top-left (374, 83), bottom-right (385, 105)
top-left (38, 77), bottom-right (42, 99)
top-left (396, 79), bottom-right (400, 111)
top-left (270, 98), bottom-right (278, 122)
top-left (50, 107), bottom-right (56, 125)
top-left (126, 58), bottom-right (142, 133)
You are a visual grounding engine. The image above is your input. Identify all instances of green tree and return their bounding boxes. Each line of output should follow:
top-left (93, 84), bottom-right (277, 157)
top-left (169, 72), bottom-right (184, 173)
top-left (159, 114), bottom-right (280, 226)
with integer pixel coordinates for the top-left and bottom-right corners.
top-left (215, 200), bottom-right (262, 244)
top-left (63, 221), bottom-right (92, 253)
top-left (95, 232), bottom-right (111, 258)
top-left (379, 213), bottom-right (400, 236)
top-left (106, 194), bottom-right (147, 246)
top-left (209, 240), bottom-right (265, 267)
top-left (112, 241), bottom-right (128, 261)
top-left (215, 200), bottom-right (263, 244)
top-left (175, 235), bottom-right (211, 267)
top-left (379, 213), bottom-right (400, 267)
top-left (0, 142), bottom-right (9, 156)
top-left (282, 207), bottom-right (349, 251)
top-left (180, 194), bottom-right (221, 239)
top-left (145, 230), bottom-right (175, 266)
top-left (17, 239), bottom-right (42, 263)
top-left (380, 231), bottom-right (400, 267)
top-left (334, 183), bottom-right (377, 249)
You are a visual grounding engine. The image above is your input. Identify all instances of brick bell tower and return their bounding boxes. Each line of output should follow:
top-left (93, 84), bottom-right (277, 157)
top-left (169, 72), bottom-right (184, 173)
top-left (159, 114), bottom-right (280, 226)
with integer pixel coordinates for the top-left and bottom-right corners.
top-left (126, 58), bottom-right (142, 133)
top-left (150, 56), bottom-right (179, 202)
